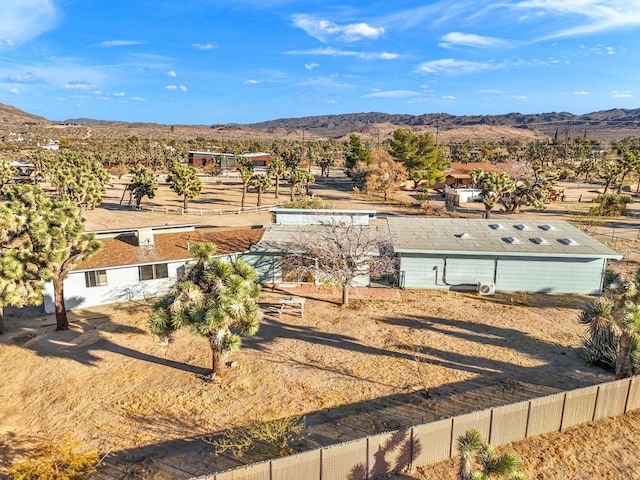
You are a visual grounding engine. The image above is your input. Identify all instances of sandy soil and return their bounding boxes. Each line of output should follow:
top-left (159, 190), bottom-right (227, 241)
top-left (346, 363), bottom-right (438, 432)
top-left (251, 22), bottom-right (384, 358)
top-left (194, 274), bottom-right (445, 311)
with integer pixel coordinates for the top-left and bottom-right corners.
top-left (0, 288), bottom-right (617, 479)
top-left (3, 173), bottom-right (640, 479)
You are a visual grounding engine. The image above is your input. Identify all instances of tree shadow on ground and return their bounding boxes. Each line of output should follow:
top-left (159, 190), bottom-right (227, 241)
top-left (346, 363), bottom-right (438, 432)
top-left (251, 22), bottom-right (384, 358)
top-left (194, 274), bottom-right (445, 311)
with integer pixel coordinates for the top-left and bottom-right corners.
top-left (2, 308), bottom-right (208, 375)
top-left (88, 303), bottom-right (612, 479)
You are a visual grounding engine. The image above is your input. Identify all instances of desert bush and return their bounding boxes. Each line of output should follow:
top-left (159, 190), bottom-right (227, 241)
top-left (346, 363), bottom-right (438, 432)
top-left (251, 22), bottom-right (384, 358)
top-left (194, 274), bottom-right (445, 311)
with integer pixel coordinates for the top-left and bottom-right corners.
top-left (209, 416), bottom-right (305, 460)
top-left (9, 434), bottom-right (99, 480)
top-left (420, 201), bottom-right (444, 216)
top-left (589, 193), bottom-right (632, 217)
top-left (107, 165), bottom-right (128, 179)
top-left (282, 195), bottom-right (332, 209)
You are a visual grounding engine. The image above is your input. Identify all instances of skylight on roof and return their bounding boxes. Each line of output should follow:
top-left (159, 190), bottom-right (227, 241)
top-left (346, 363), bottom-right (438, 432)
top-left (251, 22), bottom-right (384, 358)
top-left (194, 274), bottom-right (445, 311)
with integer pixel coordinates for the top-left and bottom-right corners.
top-left (514, 224), bottom-right (530, 230)
top-left (539, 224), bottom-right (556, 231)
top-left (532, 237), bottom-right (550, 245)
top-left (503, 236), bottom-right (520, 244)
top-left (560, 238), bottom-right (580, 246)
top-left (489, 223), bottom-right (504, 230)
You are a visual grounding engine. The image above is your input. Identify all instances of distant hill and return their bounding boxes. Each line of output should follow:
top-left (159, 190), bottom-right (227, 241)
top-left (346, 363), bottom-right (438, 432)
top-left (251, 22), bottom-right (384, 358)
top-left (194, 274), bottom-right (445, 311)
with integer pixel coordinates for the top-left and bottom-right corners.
top-left (1, 102), bottom-right (640, 143)
top-left (0, 103), bottom-right (49, 125)
top-left (248, 109), bottom-right (640, 140)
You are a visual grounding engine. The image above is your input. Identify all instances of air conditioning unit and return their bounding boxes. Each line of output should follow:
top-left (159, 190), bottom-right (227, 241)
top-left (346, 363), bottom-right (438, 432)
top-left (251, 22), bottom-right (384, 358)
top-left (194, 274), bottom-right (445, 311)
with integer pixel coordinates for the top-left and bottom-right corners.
top-left (478, 282), bottom-right (496, 296)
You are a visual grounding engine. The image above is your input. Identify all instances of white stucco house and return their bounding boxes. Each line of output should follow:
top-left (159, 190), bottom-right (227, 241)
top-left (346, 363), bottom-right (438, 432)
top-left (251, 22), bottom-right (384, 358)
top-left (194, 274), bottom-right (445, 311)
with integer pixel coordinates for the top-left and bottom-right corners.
top-left (42, 224), bottom-right (264, 313)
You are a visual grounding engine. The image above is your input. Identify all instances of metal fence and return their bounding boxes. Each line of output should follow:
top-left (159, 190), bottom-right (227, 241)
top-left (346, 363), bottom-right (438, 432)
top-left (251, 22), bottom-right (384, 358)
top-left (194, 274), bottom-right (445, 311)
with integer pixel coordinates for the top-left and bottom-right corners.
top-left (192, 376), bottom-right (640, 480)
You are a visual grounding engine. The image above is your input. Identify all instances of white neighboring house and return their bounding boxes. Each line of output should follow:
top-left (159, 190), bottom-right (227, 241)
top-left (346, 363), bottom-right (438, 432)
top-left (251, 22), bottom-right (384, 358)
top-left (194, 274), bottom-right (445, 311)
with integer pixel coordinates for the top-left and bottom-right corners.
top-left (42, 224), bottom-right (264, 313)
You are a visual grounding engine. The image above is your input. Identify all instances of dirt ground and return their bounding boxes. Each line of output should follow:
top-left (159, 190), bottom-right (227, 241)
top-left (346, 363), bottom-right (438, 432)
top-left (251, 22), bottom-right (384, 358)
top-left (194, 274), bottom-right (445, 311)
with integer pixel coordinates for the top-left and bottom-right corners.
top-left (3, 172), bottom-right (640, 479)
top-left (0, 288), bottom-right (616, 479)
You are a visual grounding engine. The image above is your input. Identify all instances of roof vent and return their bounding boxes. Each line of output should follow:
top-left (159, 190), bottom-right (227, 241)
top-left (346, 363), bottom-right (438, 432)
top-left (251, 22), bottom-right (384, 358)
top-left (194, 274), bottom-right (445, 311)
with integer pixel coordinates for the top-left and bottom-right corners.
top-left (503, 236), bottom-right (520, 244)
top-left (456, 232), bottom-right (472, 239)
top-left (489, 223), bottom-right (504, 230)
top-left (532, 237), bottom-right (550, 245)
top-left (539, 224), bottom-right (556, 231)
top-left (514, 224), bottom-right (530, 230)
top-left (559, 238), bottom-right (579, 246)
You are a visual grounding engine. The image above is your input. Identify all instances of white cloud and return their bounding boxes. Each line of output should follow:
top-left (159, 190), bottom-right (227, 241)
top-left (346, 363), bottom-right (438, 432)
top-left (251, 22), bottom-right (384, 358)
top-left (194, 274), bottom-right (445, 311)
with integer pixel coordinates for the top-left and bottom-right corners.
top-left (441, 95), bottom-right (456, 99)
top-left (573, 90), bottom-right (590, 95)
top-left (326, 99), bottom-right (336, 104)
top-left (291, 14), bottom-right (384, 42)
top-left (193, 43), bottom-right (218, 50)
top-left (131, 96), bottom-right (146, 102)
top-left (305, 63), bottom-right (320, 70)
top-left (165, 85), bottom-right (188, 92)
top-left (612, 90), bottom-right (633, 98)
top-left (1, 72), bottom-right (44, 84)
top-left (378, 52), bottom-right (399, 60)
top-left (63, 81), bottom-right (91, 90)
top-left (243, 79), bottom-right (262, 85)
top-left (364, 90), bottom-right (423, 98)
top-left (510, 95), bottom-right (528, 100)
top-left (9, 88), bottom-right (19, 94)
top-left (112, 92), bottom-right (126, 97)
top-left (167, 70), bottom-right (177, 77)
top-left (100, 40), bottom-right (143, 47)
top-left (284, 47), bottom-right (360, 56)
top-left (416, 58), bottom-right (497, 75)
top-left (295, 76), bottom-right (353, 88)
top-left (0, 1), bottom-right (59, 47)
top-left (514, 0), bottom-right (640, 40)
top-left (439, 32), bottom-right (510, 49)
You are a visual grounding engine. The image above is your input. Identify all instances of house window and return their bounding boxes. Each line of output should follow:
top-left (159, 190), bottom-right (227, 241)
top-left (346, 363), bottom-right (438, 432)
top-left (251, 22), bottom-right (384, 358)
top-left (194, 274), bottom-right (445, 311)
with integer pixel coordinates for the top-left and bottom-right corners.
top-left (85, 270), bottom-right (107, 288)
top-left (139, 263), bottom-right (169, 281)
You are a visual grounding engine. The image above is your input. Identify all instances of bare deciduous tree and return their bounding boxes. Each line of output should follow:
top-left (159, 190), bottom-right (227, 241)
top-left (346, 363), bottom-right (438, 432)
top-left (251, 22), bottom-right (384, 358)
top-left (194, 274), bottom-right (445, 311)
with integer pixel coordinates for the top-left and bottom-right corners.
top-left (285, 219), bottom-right (396, 306)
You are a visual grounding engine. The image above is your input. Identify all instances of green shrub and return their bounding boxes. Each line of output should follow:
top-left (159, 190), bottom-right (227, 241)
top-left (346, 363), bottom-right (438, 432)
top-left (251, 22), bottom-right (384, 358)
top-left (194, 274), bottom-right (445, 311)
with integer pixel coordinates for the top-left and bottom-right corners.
top-left (589, 193), bottom-right (632, 216)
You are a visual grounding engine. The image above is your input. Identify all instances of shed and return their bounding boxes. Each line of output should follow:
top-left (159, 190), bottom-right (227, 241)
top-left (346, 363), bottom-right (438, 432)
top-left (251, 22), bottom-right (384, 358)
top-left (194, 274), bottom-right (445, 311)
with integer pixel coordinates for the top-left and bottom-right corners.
top-left (388, 217), bottom-right (621, 295)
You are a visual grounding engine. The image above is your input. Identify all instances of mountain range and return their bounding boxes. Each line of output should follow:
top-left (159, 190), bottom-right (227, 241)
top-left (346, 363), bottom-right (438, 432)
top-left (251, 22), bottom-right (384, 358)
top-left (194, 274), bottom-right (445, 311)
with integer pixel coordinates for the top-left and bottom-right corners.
top-left (1, 103), bottom-right (640, 143)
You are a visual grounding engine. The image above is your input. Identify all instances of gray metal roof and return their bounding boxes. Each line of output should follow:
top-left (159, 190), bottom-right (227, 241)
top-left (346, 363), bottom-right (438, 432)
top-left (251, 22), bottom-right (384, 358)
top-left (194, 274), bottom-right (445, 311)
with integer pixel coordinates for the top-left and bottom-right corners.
top-left (250, 223), bottom-right (382, 254)
top-left (387, 217), bottom-right (621, 259)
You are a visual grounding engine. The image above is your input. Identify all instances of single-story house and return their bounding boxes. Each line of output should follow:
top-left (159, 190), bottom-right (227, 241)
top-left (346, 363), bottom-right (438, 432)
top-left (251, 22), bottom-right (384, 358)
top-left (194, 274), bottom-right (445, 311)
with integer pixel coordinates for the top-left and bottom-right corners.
top-left (238, 152), bottom-right (271, 169)
top-left (387, 217), bottom-right (622, 295)
top-left (188, 151), bottom-right (237, 170)
top-left (43, 225), bottom-right (264, 313)
top-left (434, 162), bottom-right (504, 190)
top-left (245, 208), bottom-right (379, 285)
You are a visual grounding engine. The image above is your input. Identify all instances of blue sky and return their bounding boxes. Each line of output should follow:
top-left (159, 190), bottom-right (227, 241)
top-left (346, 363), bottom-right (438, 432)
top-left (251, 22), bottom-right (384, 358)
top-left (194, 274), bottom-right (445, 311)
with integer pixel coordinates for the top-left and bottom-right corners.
top-left (0, 0), bottom-right (639, 125)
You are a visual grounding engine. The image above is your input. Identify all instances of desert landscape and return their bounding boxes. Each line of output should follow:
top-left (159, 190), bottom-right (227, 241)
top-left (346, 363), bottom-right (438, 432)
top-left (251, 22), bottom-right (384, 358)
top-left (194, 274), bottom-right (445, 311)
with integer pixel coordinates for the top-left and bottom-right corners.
top-left (2, 167), bottom-right (640, 479)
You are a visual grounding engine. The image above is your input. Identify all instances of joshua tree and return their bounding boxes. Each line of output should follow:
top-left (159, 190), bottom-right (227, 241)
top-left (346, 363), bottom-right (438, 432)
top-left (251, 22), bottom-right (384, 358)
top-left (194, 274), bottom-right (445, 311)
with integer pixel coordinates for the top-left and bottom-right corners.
top-left (1, 185), bottom-right (100, 330)
top-left (126, 164), bottom-right (158, 207)
top-left (579, 269), bottom-right (640, 378)
top-left (166, 159), bottom-right (203, 210)
top-left (238, 162), bottom-right (254, 210)
top-left (249, 173), bottom-right (272, 207)
top-left (148, 243), bottom-right (262, 378)
top-left (268, 157), bottom-right (288, 198)
top-left (457, 429), bottom-right (527, 480)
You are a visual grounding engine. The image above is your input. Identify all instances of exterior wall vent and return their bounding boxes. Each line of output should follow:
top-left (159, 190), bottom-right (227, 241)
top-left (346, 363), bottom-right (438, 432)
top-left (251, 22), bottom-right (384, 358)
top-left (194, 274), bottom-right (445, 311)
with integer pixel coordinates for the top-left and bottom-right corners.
top-left (532, 237), bottom-right (549, 245)
top-left (559, 238), bottom-right (579, 246)
top-left (489, 223), bottom-right (504, 230)
top-left (514, 224), bottom-right (530, 230)
top-left (539, 224), bottom-right (556, 231)
top-left (503, 236), bottom-right (520, 244)
top-left (456, 232), bottom-right (471, 239)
